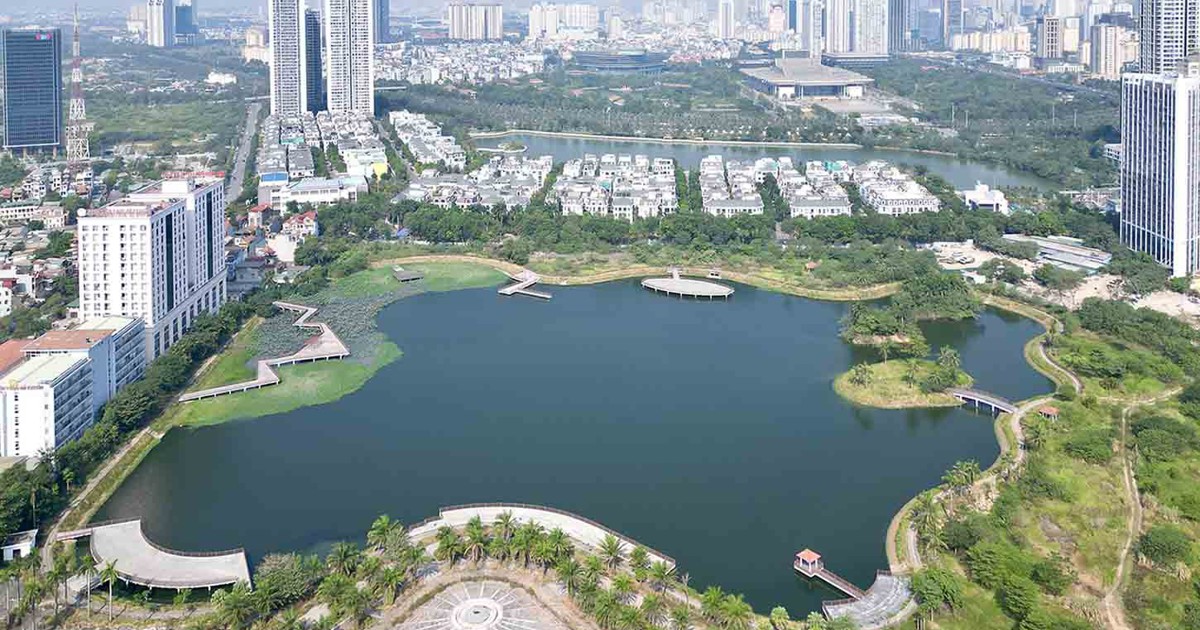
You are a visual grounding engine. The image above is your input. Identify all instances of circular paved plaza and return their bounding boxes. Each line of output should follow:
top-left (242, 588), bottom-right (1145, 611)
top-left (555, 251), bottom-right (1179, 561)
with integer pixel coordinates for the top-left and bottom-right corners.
top-left (396, 580), bottom-right (568, 630)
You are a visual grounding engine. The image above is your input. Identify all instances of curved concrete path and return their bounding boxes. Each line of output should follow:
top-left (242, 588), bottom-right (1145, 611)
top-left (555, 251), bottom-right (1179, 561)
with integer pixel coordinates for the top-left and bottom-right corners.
top-left (179, 301), bottom-right (349, 401)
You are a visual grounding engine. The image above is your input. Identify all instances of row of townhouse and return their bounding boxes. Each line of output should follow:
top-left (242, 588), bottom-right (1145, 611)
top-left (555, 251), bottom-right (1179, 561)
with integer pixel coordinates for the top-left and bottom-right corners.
top-left (400, 155), bottom-right (555, 211)
top-left (389, 110), bottom-right (467, 171)
top-left (553, 154), bottom-right (678, 221)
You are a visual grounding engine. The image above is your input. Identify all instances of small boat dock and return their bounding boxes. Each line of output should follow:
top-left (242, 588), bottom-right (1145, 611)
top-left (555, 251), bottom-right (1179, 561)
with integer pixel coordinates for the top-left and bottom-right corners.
top-left (499, 270), bottom-right (552, 300)
top-left (392, 266), bottom-right (424, 283)
top-left (794, 549), bottom-right (915, 630)
top-left (642, 267), bottom-right (734, 299)
top-left (794, 549), bottom-right (865, 599)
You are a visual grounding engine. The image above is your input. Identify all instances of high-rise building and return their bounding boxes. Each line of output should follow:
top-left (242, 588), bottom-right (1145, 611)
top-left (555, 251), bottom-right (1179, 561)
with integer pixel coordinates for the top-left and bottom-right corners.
top-left (825, 0), bottom-right (852, 52)
top-left (1, 28), bottom-right (63, 153)
top-left (325, 0), bottom-right (374, 115)
top-left (1090, 23), bottom-right (1125, 78)
top-left (374, 0), bottom-right (390, 43)
top-left (305, 10), bottom-right (325, 113)
top-left (1119, 58), bottom-right (1200, 276)
top-left (718, 0), bottom-right (736, 38)
top-left (448, 4), bottom-right (504, 40)
top-left (788, 0), bottom-right (799, 30)
top-left (1036, 15), bottom-right (1064, 59)
top-left (607, 14), bottom-right (624, 39)
top-left (1139, 0), bottom-right (1200, 73)
top-left (146, 0), bottom-right (175, 47)
top-left (174, 0), bottom-right (198, 45)
top-left (528, 3), bottom-right (561, 39)
top-left (801, 0), bottom-right (823, 52)
top-left (560, 4), bottom-right (600, 30)
top-left (888, 0), bottom-right (918, 51)
top-left (269, 0), bottom-right (307, 116)
top-left (78, 178), bottom-right (228, 359)
top-left (853, 0), bottom-right (889, 53)
top-left (941, 0), bottom-right (962, 45)
top-left (768, 4), bottom-right (788, 33)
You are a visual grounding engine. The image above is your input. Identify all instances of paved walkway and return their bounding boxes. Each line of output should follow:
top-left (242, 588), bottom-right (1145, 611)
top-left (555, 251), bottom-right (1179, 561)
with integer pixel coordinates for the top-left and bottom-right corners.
top-left (410, 505), bottom-right (674, 570)
top-left (179, 301), bottom-right (349, 401)
top-left (58, 519), bottom-right (250, 590)
top-left (822, 573), bottom-right (915, 630)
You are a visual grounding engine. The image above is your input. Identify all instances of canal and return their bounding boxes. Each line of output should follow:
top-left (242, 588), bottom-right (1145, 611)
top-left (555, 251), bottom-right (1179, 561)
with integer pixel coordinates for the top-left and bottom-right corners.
top-left (472, 132), bottom-right (1056, 190)
top-left (96, 279), bottom-right (1052, 615)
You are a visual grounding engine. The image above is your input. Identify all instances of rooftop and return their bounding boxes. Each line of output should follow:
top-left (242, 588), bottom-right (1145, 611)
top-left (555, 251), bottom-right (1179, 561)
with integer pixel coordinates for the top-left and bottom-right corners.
top-left (0, 340), bottom-right (33, 375)
top-left (1, 529), bottom-right (37, 549)
top-left (24, 329), bottom-right (116, 352)
top-left (740, 59), bottom-right (873, 87)
top-left (76, 316), bottom-right (139, 332)
top-left (1, 354), bottom-right (86, 386)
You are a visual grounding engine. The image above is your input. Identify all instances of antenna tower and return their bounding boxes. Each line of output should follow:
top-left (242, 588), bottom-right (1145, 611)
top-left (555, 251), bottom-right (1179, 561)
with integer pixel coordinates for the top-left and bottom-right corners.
top-left (66, 3), bottom-right (94, 187)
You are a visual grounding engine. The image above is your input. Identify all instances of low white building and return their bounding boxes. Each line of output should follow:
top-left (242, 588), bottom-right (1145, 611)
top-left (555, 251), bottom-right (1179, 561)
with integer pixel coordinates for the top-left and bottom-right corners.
top-left (961, 183), bottom-right (1010, 215)
top-left (270, 176), bottom-right (370, 209)
top-left (859, 179), bottom-right (941, 215)
top-left (1, 530), bottom-right (37, 562)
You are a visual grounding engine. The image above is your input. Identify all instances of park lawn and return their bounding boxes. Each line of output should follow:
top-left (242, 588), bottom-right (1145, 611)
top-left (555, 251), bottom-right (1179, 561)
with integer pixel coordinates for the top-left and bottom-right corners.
top-left (403, 261), bottom-right (506, 292)
top-left (320, 266), bottom-right (406, 299)
top-left (183, 317), bottom-right (263, 391)
top-left (833, 360), bottom-right (969, 409)
top-left (165, 342), bottom-right (402, 428)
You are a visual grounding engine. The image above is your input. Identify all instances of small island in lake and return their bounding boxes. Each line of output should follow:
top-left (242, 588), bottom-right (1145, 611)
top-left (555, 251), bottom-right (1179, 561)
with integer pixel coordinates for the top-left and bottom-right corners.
top-left (834, 354), bottom-right (973, 409)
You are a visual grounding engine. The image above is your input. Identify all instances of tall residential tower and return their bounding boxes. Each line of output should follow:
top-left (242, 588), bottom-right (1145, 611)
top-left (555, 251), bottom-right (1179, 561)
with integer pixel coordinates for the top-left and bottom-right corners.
top-left (305, 10), bottom-right (325, 113)
top-left (269, 0), bottom-right (307, 115)
top-left (1139, 0), bottom-right (1200, 73)
top-left (1, 28), bottom-right (63, 153)
top-left (325, 0), bottom-right (375, 115)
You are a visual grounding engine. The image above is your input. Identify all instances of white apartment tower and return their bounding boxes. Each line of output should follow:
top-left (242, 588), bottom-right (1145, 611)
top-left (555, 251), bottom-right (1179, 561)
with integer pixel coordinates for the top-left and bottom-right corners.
top-left (269, 0), bottom-right (307, 116)
top-left (853, 0), bottom-right (889, 54)
top-left (448, 4), bottom-right (504, 40)
top-left (825, 0), bottom-right (852, 52)
top-left (1090, 23), bottom-right (1125, 79)
top-left (146, 0), bottom-right (175, 47)
top-left (325, 0), bottom-right (375, 115)
top-left (528, 3), bottom-right (560, 39)
top-left (560, 3), bottom-right (599, 30)
top-left (1119, 58), bottom-right (1200, 276)
top-left (1140, 0), bottom-right (1200, 73)
top-left (718, 0), bottom-right (736, 39)
top-left (1037, 15), bottom-right (1064, 59)
top-left (78, 179), bottom-right (228, 359)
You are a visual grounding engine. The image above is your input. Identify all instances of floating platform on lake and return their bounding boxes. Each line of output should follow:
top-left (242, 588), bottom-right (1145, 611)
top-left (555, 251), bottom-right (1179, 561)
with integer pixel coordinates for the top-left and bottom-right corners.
top-left (642, 268), bottom-right (733, 299)
top-left (499, 270), bottom-right (552, 300)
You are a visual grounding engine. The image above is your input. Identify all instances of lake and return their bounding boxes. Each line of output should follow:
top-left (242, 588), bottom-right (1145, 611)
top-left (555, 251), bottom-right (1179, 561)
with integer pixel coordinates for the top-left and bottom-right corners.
top-left (473, 132), bottom-right (1055, 190)
top-left (96, 279), bottom-right (1051, 614)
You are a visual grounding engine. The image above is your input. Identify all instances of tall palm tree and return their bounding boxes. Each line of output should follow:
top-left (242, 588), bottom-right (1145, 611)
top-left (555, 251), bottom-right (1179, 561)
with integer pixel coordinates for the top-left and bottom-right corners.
top-left (464, 516), bottom-right (490, 563)
top-left (677, 572), bottom-right (691, 604)
top-left (555, 558), bottom-right (582, 597)
top-left (911, 491), bottom-right (944, 549)
top-left (100, 561), bottom-right (120, 622)
top-left (546, 528), bottom-right (573, 564)
top-left (344, 587), bottom-right (372, 629)
top-left (356, 556), bottom-right (382, 585)
top-left (937, 346), bottom-right (961, 372)
top-left (583, 555), bottom-right (605, 582)
top-left (274, 608), bottom-right (303, 630)
top-left (376, 567), bottom-right (405, 605)
top-left (400, 545), bottom-right (432, 580)
top-left (435, 526), bottom-right (464, 565)
top-left (699, 586), bottom-right (725, 622)
top-left (648, 562), bottom-right (674, 592)
top-left (327, 542), bottom-right (362, 577)
top-left (629, 547), bottom-right (650, 575)
top-left (593, 590), bottom-right (619, 629)
top-left (367, 515), bottom-right (400, 552)
top-left (599, 535), bottom-right (626, 572)
top-left (719, 594), bottom-right (753, 630)
top-left (493, 511), bottom-right (517, 542)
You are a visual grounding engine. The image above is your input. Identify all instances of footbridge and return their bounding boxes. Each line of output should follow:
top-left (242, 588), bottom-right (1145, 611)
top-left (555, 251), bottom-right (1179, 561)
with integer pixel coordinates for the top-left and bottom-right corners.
top-left (55, 519), bottom-right (251, 590)
top-left (498, 271), bottom-right (552, 300)
top-left (947, 388), bottom-right (1017, 415)
top-left (179, 301), bottom-right (349, 402)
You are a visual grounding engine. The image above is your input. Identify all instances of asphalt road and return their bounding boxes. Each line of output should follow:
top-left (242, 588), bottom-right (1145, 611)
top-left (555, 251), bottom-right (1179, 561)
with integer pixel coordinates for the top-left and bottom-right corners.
top-left (227, 102), bottom-right (262, 202)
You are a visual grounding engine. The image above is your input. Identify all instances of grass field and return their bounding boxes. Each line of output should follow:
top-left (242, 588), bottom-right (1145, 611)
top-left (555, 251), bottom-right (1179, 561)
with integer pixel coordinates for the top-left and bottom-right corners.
top-left (833, 360), bottom-right (968, 409)
top-left (186, 317), bottom-right (263, 390)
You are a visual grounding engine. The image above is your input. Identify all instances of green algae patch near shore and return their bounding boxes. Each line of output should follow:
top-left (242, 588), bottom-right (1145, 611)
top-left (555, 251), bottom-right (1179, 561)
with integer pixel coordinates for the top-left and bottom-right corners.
top-left (833, 359), bottom-right (972, 409)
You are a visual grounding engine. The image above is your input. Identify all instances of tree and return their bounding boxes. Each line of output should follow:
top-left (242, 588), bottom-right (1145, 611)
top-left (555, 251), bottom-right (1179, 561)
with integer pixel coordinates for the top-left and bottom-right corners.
top-left (911, 491), bottom-right (944, 549)
top-left (648, 561), bottom-right (674, 592)
top-left (1137, 525), bottom-right (1193, 567)
top-left (849, 363), bottom-right (872, 386)
top-left (212, 582), bottom-right (257, 629)
top-left (435, 526), bottom-right (464, 565)
top-left (670, 605), bottom-right (693, 630)
top-left (720, 594), bottom-right (754, 630)
top-left (464, 515), bottom-right (490, 563)
top-left (937, 346), bottom-right (961, 372)
top-left (600, 534), bottom-right (626, 572)
top-left (100, 560), bottom-right (119, 622)
top-left (556, 557), bottom-right (583, 597)
top-left (493, 511), bottom-right (517, 542)
top-left (367, 514), bottom-right (401, 552)
top-left (641, 592), bottom-right (666, 627)
top-left (700, 586), bottom-right (726, 622)
top-left (769, 606), bottom-right (791, 630)
top-left (327, 542), bottom-right (362, 576)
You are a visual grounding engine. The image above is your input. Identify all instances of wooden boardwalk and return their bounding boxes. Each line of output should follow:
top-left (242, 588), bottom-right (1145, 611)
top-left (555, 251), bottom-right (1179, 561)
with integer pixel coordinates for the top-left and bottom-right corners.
top-left (498, 270), bottom-right (552, 300)
top-left (947, 387), bottom-right (1018, 414)
top-left (179, 301), bottom-right (350, 402)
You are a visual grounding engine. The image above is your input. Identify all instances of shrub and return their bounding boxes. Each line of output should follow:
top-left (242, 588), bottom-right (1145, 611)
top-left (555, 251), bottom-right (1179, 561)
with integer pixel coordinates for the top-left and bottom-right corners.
top-left (943, 513), bottom-right (996, 553)
top-left (997, 575), bottom-right (1041, 621)
top-left (1137, 429), bottom-right (1186, 462)
top-left (1063, 427), bottom-right (1113, 464)
top-left (1016, 607), bottom-right (1093, 630)
top-left (965, 539), bottom-right (1033, 590)
top-left (1030, 555), bottom-right (1074, 595)
top-left (254, 553), bottom-right (326, 605)
top-left (1137, 525), bottom-right (1192, 567)
top-left (911, 567), bottom-right (964, 614)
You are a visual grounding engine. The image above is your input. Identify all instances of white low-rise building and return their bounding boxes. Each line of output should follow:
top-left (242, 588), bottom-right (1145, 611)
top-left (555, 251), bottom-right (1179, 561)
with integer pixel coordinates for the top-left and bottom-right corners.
top-left (859, 179), bottom-right (941, 215)
top-left (961, 183), bottom-right (1010, 215)
top-left (270, 176), bottom-right (370, 208)
top-left (552, 153), bottom-right (678, 221)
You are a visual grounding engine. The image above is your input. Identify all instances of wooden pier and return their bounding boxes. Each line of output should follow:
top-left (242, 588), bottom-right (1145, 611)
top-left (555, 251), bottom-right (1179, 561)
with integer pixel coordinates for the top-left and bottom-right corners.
top-left (498, 270), bottom-right (552, 300)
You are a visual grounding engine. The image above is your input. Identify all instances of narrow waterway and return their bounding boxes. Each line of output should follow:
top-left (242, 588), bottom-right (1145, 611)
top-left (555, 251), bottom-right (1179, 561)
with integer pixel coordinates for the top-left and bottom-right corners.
top-left (96, 280), bottom-right (1051, 614)
top-left (472, 132), bottom-right (1056, 190)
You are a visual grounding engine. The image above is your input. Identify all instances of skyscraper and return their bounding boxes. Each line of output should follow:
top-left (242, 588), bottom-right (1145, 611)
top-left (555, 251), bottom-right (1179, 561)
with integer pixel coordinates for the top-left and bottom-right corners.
top-left (1090, 23), bottom-right (1125, 79)
top-left (174, 0), bottom-right (198, 45)
top-left (374, 0), bottom-right (390, 43)
top-left (1036, 15), bottom-right (1064, 59)
top-left (1119, 58), bottom-right (1200, 276)
top-left (305, 10), bottom-right (325, 113)
top-left (269, 0), bottom-right (307, 116)
top-left (788, 0), bottom-right (798, 31)
top-left (853, 0), bottom-right (889, 53)
top-left (146, 0), bottom-right (175, 47)
top-left (1139, 0), bottom-right (1200, 73)
top-left (1, 28), bottom-right (63, 152)
top-left (718, 0), bottom-right (736, 38)
top-left (325, 0), bottom-right (374, 115)
top-left (825, 0), bottom-right (852, 52)
top-left (888, 0), bottom-right (917, 52)
top-left (448, 4), bottom-right (504, 40)
top-left (528, 3), bottom-right (560, 39)
top-left (940, 0), bottom-right (962, 45)
top-left (801, 0), bottom-right (822, 52)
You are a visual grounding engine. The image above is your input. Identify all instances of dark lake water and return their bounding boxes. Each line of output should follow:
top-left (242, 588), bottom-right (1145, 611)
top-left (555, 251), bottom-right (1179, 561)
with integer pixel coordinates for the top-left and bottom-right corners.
top-left (474, 133), bottom-right (1056, 190)
top-left (96, 280), bottom-right (1051, 614)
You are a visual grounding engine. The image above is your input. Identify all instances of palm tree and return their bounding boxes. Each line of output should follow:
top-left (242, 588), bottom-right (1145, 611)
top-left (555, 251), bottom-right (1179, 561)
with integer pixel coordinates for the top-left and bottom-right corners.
top-left (599, 534), bottom-right (626, 572)
top-left (100, 561), bottom-right (119, 622)
top-left (648, 561), bottom-right (674, 592)
top-left (356, 555), bottom-right (383, 584)
top-left (937, 346), bottom-right (961, 372)
top-left (593, 590), bottom-right (619, 629)
top-left (629, 547), bottom-right (650, 576)
top-left (849, 362), bottom-right (872, 386)
top-left (669, 605), bottom-right (692, 630)
top-left (327, 542), bottom-right (362, 576)
top-left (720, 594), bottom-right (753, 630)
top-left (700, 586), bottom-right (725, 622)
top-left (376, 567), bottom-right (405, 605)
top-left (904, 359), bottom-right (920, 385)
top-left (173, 588), bottom-right (192, 608)
top-left (911, 491), bottom-right (944, 549)
top-left (769, 606), bottom-right (790, 630)
top-left (879, 339), bottom-right (895, 363)
top-left (400, 544), bottom-right (432, 580)
top-left (435, 526), bottom-right (464, 565)
top-left (677, 572), bottom-right (691, 603)
top-left (344, 587), bottom-right (373, 629)
top-left (618, 604), bottom-right (646, 630)
top-left (583, 554), bottom-right (605, 582)
top-left (546, 528), bottom-right (573, 563)
top-left (317, 574), bottom-right (354, 610)
top-left (533, 538), bottom-right (557, 574)
top-left (464, 516), bottom-right (490, 563)
top-left (493, 511), bottom-right (517, 542)
top-left (274, 608), bottom-right (303, 630)
top-left (1025, 422), bottom-right (1046, 451)
top-left (640, 593), bottom-right (666, 627)
top-left (367, 515), bottom-right (400, 552)
top-left (612, 573), bottom-right (636, 604)
top-left (513, 522), bottom-right (545, 566)
top-left (212, 583), bottom-right (256, 629)
top-left (555, 558), bottom-right (582, 597)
